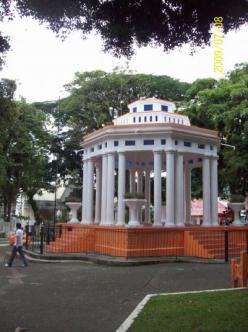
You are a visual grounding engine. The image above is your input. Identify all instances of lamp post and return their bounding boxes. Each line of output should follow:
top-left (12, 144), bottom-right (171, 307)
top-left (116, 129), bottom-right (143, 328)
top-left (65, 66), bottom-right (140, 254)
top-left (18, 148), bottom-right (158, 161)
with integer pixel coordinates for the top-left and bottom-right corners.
top-left (53, 96), bottom-right (61, 232)
top-left (53, 154), bottom-right (58, 230)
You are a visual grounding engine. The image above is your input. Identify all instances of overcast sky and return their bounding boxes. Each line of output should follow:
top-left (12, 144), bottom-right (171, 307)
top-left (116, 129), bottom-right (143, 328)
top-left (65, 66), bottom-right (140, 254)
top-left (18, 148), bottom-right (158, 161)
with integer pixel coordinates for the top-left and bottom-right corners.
top-left (0, 16), bottom-right (248, 102)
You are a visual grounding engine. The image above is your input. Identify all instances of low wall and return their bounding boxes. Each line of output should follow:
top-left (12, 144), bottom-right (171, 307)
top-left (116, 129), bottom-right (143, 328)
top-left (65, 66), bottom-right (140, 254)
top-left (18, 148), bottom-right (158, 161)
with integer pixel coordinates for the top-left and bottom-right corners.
top-left (47, 224), bottom-right (248, 259)
top-left (95, 226), bottom-right (184, 257)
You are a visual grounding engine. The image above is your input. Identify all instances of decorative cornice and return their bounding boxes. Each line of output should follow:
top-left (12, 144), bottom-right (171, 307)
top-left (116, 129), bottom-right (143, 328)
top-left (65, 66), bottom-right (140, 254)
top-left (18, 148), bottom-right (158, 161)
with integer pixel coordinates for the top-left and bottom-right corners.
top-left (153, 149), bottom-right (163, 154)
top-left (128, 97), bottom-right (175, 106)
top-left (82, 123), bottom-right (219, 145)
top-left (165, 149), bottom-right (176, 153)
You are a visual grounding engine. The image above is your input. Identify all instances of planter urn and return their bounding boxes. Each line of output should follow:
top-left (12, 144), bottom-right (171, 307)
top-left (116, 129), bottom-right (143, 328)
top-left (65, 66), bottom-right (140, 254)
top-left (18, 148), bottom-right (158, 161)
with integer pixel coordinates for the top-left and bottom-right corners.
top-left (66, 202), bottom-right (81, 224)
top-left (124, 198), bottom-right (147, 226)
top-left (228, 202), bottom-right (244, 226)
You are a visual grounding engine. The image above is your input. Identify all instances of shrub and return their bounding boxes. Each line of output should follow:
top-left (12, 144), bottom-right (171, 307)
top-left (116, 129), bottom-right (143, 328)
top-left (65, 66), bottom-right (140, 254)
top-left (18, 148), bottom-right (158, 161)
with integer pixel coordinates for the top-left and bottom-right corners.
top-left (230, 194), bottom-right (245, 203)
top-left (0, 232), bottom-right (6, 238)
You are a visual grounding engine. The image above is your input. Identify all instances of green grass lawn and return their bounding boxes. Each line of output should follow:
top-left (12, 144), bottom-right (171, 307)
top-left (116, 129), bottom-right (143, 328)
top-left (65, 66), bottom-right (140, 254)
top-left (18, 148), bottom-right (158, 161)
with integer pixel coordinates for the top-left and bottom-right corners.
top-left (129, 290), bottom-right (248, 332)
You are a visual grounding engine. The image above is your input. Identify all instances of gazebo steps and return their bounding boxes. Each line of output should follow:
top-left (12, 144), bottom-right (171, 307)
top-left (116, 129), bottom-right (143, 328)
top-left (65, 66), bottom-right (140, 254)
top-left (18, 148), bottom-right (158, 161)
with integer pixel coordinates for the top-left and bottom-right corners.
top-left (42, 224), bottom-right (248, 258)
top-left (45, 228), bottom-right (95, 253)
top-left (185, 230), bottom-right (247, 259)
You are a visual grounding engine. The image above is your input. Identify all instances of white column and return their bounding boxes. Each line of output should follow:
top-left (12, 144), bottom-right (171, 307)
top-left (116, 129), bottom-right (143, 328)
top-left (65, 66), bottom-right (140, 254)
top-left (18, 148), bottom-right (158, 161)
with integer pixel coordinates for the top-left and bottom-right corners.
top-left (145, 170), bottom-right (151, 224)
top-left (175, 153), bottom-right (184, 226)
top-left (86, 158), bottom-right (94, 224)
top-left (94, 161), bottom-right (102, 224)
top-left (129, 169), bottom-right (135, 193)
top-left (211, 157), bottom-right (218, 225)
top-left (137, 170), bottom-right (143, 223)
top-left (137, 171), bottom-right (143, 192)
top-left (81, 159), bottom-right (88, 223)
top-left (184, 165), bottom-right (192, 225)
top-left (154, 151), bottom-right (162, 226)
top-left (166, 150), bottom-right (175, 226)
top-left (117, 152), bottom-right (126, 225)
top-left (106, 153), bottom-right (115, 224)
top-left (100, 154), bottom-right (108, 224)
top-left (203, 157), bottom-right (211, 225)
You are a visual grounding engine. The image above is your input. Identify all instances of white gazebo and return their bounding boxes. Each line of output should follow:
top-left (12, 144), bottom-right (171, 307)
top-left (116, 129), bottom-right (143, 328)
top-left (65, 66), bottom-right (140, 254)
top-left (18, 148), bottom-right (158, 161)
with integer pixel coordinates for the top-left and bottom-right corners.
top-left (81, 97), bottom-right (220, 227)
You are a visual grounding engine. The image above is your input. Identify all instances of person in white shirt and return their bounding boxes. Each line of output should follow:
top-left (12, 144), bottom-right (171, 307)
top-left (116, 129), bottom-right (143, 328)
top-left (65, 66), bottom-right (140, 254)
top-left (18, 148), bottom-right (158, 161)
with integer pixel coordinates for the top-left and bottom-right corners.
top-left (5, 222), bottom-right (28, 267)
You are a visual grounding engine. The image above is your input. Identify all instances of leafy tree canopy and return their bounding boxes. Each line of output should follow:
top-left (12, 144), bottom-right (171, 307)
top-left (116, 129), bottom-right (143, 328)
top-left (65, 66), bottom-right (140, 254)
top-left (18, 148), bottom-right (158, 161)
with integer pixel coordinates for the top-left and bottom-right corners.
top-left (61, 69), bottom-right (189, 133)
top-left (0, 0), bottom-right (247, 60)
top-left (0, 79), bottom-right (52, 222)
top-left (183, 63), bottom-right (248, 197)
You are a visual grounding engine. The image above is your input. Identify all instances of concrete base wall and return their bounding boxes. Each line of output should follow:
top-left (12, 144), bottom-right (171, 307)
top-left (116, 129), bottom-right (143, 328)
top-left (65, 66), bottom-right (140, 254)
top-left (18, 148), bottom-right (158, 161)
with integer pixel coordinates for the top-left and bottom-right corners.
top-left (46, 224), bottom-right (248, 259)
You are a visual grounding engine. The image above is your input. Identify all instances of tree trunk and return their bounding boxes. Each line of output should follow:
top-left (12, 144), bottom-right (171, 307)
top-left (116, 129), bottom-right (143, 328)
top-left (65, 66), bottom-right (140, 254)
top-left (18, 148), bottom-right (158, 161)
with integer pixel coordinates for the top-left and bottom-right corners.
top-left (27, 192), bottom-right (42, 225)
top-left (7, 201), bottom-right (11, 223)
top-left (3, 196), bottom-right (12, 223)
top-left (3, 196), bottom-right (7, 222)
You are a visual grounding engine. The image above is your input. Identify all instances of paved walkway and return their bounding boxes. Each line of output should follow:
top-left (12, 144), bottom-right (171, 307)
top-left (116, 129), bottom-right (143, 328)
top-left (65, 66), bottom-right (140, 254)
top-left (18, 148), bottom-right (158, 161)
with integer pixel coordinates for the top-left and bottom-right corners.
top-left (0, 245), bottom-right (231, 332)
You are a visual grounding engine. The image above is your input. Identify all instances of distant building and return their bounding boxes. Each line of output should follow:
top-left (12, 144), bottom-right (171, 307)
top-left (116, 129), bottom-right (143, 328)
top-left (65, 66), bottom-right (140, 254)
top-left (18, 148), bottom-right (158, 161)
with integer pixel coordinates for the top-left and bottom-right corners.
top-left (191, 199), bottom-right (228, 225)
top-left (14, 186), bottom-right (74, 228)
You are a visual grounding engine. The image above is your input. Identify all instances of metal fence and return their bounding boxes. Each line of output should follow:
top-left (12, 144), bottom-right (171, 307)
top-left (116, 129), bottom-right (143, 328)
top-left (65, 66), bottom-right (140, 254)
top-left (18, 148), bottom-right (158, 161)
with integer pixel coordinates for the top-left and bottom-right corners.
top-left (25, 224), bottom-right (248, 261)
top-left (26, 224), bottom-right (63, 254)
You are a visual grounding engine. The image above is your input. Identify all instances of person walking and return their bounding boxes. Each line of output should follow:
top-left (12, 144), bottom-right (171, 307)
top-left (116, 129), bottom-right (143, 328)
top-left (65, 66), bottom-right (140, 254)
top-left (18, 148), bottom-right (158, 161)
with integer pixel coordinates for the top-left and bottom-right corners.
top-left (5, 222), bottom-right (28, 267)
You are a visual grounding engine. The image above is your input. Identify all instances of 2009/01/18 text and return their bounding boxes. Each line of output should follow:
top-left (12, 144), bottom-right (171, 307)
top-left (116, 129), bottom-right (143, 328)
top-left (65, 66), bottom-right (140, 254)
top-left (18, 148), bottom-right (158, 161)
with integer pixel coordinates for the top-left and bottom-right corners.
top-left (212, 17), bottom-right (224, 73)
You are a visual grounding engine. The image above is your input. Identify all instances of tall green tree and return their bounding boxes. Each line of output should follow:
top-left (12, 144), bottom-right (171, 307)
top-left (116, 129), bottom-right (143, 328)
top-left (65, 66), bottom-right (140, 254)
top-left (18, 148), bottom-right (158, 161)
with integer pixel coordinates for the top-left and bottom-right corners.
top-left (16, 100), bottom-right (52, 224)
top-left (184, 63), bottom-right (248, 197)
top-left (0, 79), bottom-right (18, 221)
top-left (61, 69), bottom-right (189, 134)
top-left (33, 100), bottom-right (83, 187)
top-left (0, 80), bottom-right (51, 223)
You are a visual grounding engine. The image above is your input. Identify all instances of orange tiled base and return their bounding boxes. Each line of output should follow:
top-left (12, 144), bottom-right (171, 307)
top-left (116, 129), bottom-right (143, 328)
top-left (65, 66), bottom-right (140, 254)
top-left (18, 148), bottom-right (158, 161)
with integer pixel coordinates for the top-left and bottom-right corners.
top-left (231, 251), bottom-right (248, 287)
top-left (45, 224), bottom-right (248, 258)
top-left (184, 228), bottom-right (247, 259)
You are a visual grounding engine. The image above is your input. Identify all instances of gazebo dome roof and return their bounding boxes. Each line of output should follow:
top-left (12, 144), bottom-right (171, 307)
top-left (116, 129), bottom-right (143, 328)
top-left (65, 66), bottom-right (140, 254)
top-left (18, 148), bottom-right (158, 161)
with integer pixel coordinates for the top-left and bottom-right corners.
top-left (128, 97), bottom-right (176, 112)
top-left (82, 97), bottom-right (220, 164)
top-left (113, 97), bottom-right (190, 126)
